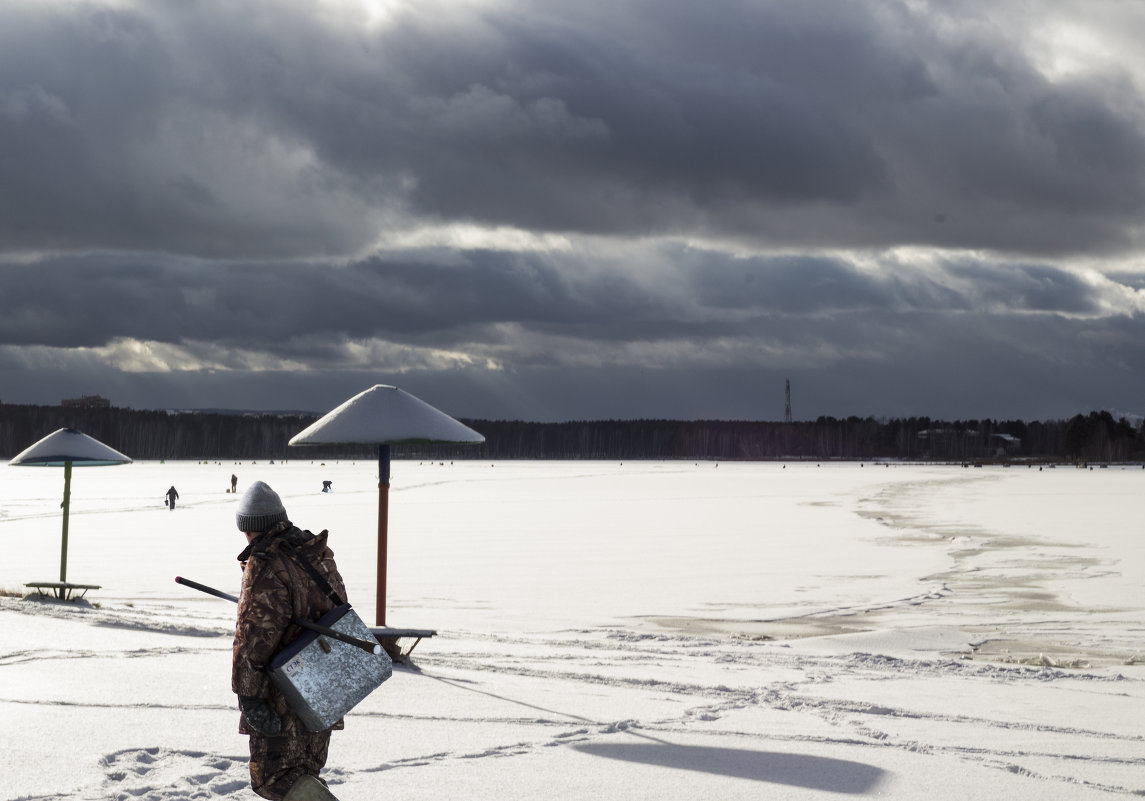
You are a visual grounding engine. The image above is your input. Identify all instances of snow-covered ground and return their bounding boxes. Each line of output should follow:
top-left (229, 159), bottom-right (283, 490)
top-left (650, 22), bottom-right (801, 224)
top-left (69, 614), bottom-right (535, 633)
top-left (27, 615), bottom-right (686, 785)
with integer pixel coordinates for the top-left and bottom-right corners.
top-left (1, 459), bottom-right (1142, 799)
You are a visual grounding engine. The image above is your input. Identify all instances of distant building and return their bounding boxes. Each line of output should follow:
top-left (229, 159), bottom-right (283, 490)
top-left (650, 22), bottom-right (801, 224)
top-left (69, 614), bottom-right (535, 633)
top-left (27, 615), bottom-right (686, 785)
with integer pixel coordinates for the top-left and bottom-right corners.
top-left (917, 428), bottom-right (1021, 460)
top-left (992, 433), bottom-right (1021, 456)
top-left (61, 394), bottom-right (111, 409)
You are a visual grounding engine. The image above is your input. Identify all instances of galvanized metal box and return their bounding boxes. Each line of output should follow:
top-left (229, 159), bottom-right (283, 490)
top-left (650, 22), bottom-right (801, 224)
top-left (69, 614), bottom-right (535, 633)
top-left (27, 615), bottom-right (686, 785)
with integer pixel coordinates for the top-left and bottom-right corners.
top-left (267, 603), bottom-right (392, 731)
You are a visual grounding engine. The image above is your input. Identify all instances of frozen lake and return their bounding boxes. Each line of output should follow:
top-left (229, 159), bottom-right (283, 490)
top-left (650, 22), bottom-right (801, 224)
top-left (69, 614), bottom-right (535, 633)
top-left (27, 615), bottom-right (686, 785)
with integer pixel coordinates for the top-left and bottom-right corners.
top-left (1, 459), bottom-right (1141, 662)
top-left (1, 460), bottom-right (1143, 799)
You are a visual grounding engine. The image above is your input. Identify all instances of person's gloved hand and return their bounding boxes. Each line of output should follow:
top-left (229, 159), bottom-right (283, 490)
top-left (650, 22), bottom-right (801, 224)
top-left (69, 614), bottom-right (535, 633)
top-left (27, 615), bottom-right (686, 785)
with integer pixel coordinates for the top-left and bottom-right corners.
top-left (238, 695), bottom-right (283, 736)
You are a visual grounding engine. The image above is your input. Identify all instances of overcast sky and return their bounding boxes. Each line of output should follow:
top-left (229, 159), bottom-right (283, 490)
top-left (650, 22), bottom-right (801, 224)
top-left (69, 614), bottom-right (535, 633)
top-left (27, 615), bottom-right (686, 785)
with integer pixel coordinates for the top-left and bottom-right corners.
top-left (3, 0), bottom-right (1145, 423)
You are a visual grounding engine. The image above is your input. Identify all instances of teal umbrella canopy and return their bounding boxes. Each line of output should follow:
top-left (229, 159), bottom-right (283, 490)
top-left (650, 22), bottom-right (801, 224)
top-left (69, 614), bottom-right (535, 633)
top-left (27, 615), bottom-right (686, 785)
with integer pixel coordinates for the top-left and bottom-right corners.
top-left (9, 428), bottom-right (132, 589)
top-left (9, 427), bottom-right (133, 467)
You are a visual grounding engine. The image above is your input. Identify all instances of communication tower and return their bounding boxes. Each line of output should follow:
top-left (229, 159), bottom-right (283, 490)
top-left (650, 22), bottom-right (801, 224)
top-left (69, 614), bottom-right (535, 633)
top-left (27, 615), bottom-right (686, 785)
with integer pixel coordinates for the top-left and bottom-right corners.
top-left (784, 379), bottom-right (792, 423)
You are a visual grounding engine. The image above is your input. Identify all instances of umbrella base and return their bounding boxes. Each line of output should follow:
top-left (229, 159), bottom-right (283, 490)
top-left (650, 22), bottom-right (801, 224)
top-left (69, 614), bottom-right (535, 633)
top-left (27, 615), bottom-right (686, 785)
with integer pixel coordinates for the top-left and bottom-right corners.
top-left (369, 627), bottom-right (437, 663)
top-left (24, 581), bottom-right (101, 601)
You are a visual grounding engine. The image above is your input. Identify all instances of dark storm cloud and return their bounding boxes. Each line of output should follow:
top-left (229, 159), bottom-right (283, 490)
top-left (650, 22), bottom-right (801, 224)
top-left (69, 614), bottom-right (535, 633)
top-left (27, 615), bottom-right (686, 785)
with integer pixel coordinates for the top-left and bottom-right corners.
top-left (3, 0), bottom-right (1145, 421)
top-left (0, 251), bottom-right (633, 353)
top-left (0, 248), bottom-right (1126, 359)
top-left (2, 250), bottom-right (1142, 421)
top-left (2, 0), bottom-right (1145, 257)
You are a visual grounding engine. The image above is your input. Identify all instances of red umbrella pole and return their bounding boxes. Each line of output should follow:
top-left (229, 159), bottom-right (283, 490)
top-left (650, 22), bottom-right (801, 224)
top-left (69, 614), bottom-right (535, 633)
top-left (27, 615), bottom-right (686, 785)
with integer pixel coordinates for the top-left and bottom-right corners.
top-left (376, 444), bottom-right (391, 627)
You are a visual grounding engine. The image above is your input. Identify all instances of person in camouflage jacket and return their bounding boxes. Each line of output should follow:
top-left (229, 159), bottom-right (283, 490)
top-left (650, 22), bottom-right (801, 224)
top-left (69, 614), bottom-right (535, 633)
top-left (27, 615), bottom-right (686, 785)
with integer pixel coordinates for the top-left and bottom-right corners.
top-left (232, 481), bottom-right (347, 801)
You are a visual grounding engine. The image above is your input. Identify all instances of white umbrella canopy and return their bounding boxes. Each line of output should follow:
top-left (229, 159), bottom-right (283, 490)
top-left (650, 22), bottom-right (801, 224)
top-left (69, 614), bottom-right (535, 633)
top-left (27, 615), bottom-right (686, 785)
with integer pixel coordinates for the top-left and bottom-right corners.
top-left (9, 428), bottom-right (132, 595)
top-left (9, 427), bottom-right (133, 467)
top-left (289, 385), bottom-right (484, 627)
top-left (289, 384), bottom-right (484, 446)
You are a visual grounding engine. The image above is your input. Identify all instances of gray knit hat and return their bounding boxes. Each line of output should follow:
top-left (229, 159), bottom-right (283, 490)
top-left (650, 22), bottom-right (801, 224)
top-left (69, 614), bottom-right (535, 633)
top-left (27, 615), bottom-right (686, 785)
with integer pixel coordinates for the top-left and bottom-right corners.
top-left (235, 481), bottom-right (288, 533)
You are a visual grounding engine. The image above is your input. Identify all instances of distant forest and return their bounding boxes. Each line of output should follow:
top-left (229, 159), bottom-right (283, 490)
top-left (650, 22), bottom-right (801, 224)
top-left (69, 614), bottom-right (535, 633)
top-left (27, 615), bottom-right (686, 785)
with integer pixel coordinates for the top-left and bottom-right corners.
top-left (0, 403), bottom-right (1141, 463)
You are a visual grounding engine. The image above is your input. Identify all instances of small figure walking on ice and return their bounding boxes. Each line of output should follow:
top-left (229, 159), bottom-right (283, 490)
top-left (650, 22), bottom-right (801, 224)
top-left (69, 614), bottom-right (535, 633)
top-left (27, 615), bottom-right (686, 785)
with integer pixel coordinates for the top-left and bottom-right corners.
top-left (231, 474), bottom-right (238, 493)
top-left (166, 486), bottom-right (179, 510)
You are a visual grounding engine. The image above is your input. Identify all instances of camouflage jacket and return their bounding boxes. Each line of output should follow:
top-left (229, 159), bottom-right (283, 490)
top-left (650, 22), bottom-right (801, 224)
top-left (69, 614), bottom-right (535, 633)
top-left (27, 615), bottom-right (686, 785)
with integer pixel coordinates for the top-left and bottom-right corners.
top-left (232, 520), bottom-right (348, 734)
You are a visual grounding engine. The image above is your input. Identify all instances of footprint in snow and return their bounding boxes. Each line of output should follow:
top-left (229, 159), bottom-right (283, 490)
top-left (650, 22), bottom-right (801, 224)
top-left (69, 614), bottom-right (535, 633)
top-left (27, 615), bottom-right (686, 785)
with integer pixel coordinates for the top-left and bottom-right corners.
top-left (101, 747), bottom-right (250, 800)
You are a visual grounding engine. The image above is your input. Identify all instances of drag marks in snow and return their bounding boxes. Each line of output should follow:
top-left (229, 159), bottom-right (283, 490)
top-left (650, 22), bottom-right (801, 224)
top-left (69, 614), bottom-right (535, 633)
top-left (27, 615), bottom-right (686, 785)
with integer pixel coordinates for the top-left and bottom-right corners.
top-left (0, 596), bottom-right (233, 639)
top-left (0, 645), bottom-right (221, 671)
top-left (0, 599), bottom-right (234, 640)
top-left (410, 627), bottom-right (1145, 796)
top-left (755, 652), bottom-right (1145, 795)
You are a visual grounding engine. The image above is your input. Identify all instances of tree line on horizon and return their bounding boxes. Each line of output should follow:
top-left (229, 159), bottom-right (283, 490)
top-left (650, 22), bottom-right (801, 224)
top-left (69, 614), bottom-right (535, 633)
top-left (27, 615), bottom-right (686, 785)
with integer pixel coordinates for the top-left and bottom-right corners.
top-left (0, 403), bottom-right (1140, 463)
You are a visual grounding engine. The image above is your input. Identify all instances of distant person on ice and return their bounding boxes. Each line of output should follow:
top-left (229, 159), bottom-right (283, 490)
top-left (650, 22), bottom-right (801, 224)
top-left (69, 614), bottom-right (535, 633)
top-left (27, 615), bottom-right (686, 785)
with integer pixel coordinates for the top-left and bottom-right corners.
top-left (165, 486), bottom-right (179, 510)
top-left (231, 474), bottom-right (239, 493)
top-left (232, 481), bottom-right (346, 801)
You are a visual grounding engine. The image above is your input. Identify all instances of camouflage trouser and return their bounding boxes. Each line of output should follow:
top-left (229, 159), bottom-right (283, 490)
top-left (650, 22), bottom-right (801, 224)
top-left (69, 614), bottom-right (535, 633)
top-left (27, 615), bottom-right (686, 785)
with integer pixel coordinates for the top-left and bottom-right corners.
top-left (247, 731), bottom-right (332, 800)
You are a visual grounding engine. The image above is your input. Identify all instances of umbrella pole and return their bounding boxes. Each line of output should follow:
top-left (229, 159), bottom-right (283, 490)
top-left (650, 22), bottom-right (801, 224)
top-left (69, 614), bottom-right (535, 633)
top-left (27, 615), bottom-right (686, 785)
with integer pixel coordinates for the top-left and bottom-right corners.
top-left (377, 444), bottom-right (391, 627)
top-left (59, 461), bottom-right (73, 595)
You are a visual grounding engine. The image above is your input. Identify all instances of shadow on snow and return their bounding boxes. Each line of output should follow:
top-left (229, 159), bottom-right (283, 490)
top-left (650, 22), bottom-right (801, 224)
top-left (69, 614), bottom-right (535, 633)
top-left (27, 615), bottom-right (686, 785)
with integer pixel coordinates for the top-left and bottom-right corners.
top-left (573, 742), bottom-right (886, 793)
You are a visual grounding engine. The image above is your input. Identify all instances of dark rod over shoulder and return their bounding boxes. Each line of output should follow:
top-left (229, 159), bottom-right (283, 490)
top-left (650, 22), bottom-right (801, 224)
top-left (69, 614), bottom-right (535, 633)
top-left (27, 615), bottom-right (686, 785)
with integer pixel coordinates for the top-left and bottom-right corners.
top-left (291, 618), bottom-right (383, 656)
top-left (174, 576), bottom-right (382, 656)
top-left (176, 575), bottom-right (238, 603)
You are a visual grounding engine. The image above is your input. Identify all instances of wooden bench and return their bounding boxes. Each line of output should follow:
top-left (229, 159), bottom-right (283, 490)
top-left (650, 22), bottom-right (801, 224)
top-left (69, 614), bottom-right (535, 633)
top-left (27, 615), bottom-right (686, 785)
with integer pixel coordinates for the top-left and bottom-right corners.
top-left (24, 581), bottom-right (101, 601)
top-left (369, 627), bottom-right (437, 663)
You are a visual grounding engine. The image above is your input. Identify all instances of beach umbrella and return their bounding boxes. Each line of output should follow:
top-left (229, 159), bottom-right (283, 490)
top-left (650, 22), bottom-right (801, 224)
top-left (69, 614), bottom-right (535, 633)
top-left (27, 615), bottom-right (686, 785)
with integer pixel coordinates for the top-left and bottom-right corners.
top-left (8, 428), bottom-right (132, 589)
top-left (289, 385), bottom-right (484, 626)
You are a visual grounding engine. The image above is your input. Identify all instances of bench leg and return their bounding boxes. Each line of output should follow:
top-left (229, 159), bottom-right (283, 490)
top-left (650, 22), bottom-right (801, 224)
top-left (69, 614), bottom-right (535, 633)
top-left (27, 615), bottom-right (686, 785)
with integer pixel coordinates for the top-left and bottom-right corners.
top-left (378, 637), bottom-right (405, 663)
top-left (404, 636), bottom-right (425, 659)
